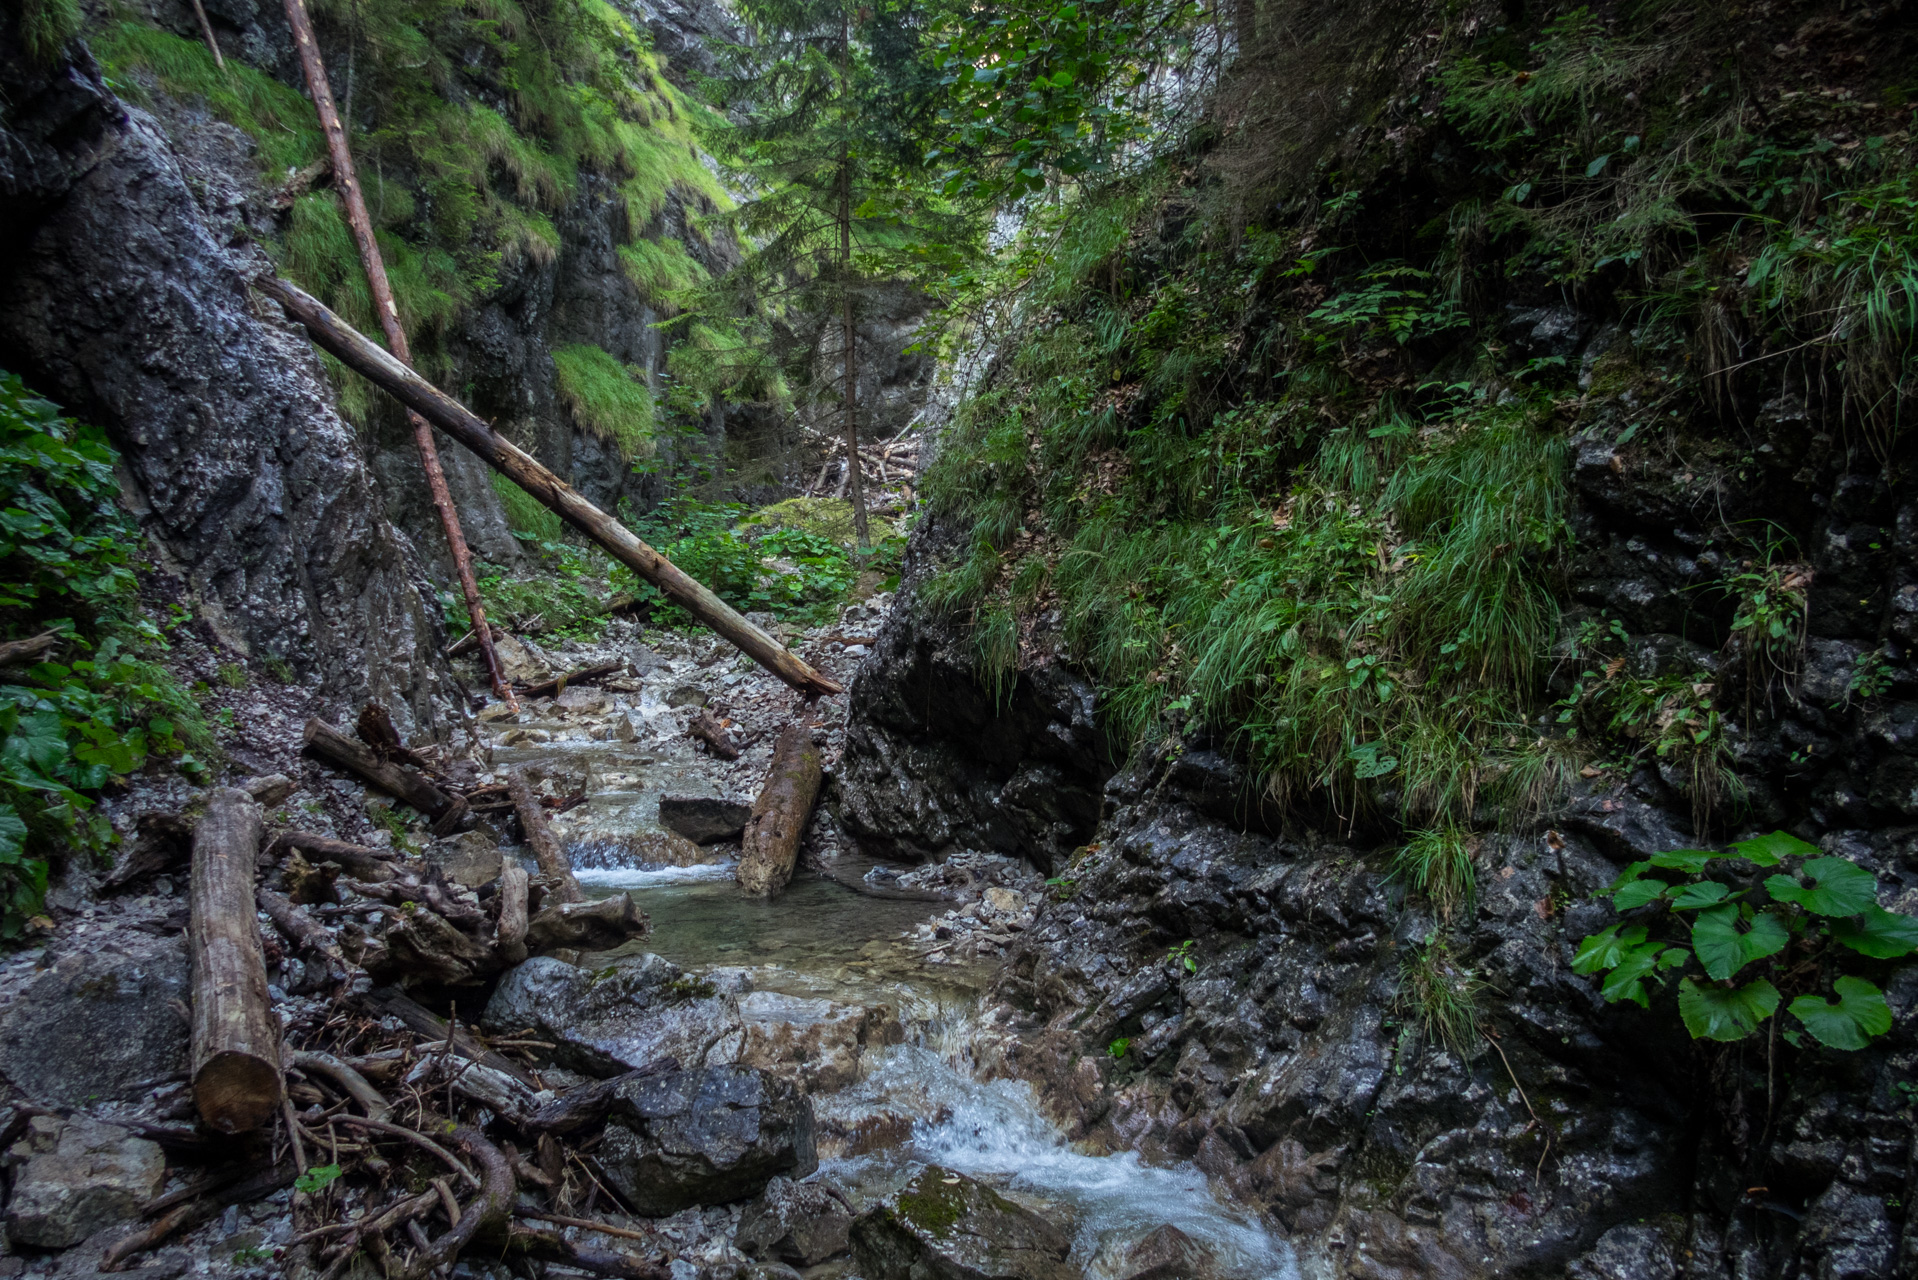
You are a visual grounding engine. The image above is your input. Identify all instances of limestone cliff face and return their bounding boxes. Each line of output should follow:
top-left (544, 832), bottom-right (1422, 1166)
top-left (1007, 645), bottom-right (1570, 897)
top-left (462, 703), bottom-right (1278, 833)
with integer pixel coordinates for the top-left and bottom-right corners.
top-left (0, 33), bottom-right (460, 734)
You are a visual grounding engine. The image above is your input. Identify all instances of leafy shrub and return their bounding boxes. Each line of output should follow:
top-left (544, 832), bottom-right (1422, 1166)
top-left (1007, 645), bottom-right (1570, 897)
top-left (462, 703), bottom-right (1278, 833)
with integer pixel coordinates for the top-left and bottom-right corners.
top-left (0, 375), bottom-right (207, 935)
top-left (1574, 831), bottom-right (1918, 1048)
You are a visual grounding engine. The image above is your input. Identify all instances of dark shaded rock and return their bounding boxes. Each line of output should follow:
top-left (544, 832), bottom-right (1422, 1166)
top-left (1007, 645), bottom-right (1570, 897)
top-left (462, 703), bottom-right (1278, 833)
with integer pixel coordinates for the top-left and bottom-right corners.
top-left (3, 1115), bottom-right (166, 1247)
top-left (0, 46), bottom-right (459, 734)
top-left (735, 1174), bottom-right (853, 1265)
top-left (597, 1066), bottom-right (816, 1215)
top-left (849, 1166), bottom-right (1074, 1280)
top-left (1566, 1220), bottom-right (1683, 1280)
top-left (659, 794), bottom-right (754, 844)
top-left (0, 936), bottom-right (188, 1105)
top-left (1112, 1224), bottom-right (1217, 1280)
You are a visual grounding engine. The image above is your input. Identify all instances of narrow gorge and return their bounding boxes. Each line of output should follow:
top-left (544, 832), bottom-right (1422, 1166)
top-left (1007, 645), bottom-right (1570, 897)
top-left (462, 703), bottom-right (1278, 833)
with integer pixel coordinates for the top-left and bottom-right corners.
top-left (0, 0), bottom-right (1914, 1278)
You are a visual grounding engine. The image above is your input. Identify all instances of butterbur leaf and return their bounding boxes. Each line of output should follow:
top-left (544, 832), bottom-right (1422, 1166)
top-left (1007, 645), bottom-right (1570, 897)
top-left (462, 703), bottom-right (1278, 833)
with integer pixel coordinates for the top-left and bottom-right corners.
top-left (1730, 830), bottom-right (1818, 866)
top-left (1572, 923), bottom-right (1647, 974)
top-left (1788, 976), bottom-right (1892, 1051)
top-left (1649, 849), bottom-right (1716, 873)
top-left (1679, 977), bottom-right (1780, 1042)
top-left (1613, 878), bottom-right (1670, 910)
top-left (1601, 950), bottom-right (1659, 1007)
top-left (1690, 904), bottom-right (1788, 981)
top-left (1830, 905), bottom-right (1918, 959)
top-left (1605, 861), bottom-right (1650, 892)
top-left (1670, 881), bottom-right (1733, 910)
top-left (1764, 857), bottom-right (1876, 917)
top-left (1657, 947), bottom-right (1691, 970)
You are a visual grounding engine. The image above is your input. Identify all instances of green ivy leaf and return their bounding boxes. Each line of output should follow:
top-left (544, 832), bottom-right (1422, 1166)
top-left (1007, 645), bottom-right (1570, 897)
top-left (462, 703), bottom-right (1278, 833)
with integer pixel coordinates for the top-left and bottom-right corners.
top-left (1648, 849), bottom-right (1716, 873)
top-left (1670, 880), bottom-right (1734, 910)
top-left (1613, 878), bottom-right (1671, 910)
top-left (1729, 830), bottom-right (1818, 866)
top-left (1764, 857), bottom-right (1876, 917)
top-left (1572, 923), bottom-right (1647, 974)
top-left (1788, 976), bottom-right (1892, 1051)
top-left (1678, 977), bottom-right (1780, 1041)
top-left (1690, 904), bottom-right (1788, 981)
top-left (1830, 905), bottom-right (1918, 959)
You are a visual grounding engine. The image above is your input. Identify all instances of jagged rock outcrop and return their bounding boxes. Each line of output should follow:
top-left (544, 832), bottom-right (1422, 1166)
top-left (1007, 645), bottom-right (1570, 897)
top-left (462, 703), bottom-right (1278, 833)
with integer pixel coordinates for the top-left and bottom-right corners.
top-left (0, 34), bottom-right (460, 733)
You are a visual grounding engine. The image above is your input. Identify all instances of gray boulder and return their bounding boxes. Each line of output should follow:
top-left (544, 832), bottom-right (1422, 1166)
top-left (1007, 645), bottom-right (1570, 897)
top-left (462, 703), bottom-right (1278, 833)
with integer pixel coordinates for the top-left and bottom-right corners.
top-left (1111, 1224), bottom-right (1217, 1280)
top-left (736, 1175), bottom-right (853, 1265)
top-left (4, 1115), bottom-right (166, 1247)
top-left (597, 1066), bottom-right (816, 1215)
top-left (849, 1166), bottom-right (1075, 1280)
top-left (0, 937), bottom-right (188, 1105)
top-left (658, 795), bottom-right (754, 844)
top-left (483, 954), bottom-right (739, 1077)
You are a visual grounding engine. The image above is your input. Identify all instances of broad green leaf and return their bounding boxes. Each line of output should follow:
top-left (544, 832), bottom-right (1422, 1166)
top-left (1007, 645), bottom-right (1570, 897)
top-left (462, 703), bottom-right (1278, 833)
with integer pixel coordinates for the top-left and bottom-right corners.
top-left (294, 1163), bottom-right (343, 1195)
top-left (1613, 878), bottom-right (1670, 911)
top-left (1670, 880), bottom-right (1733, 910)
top-left (1830, 905), bottom-right (1918, 959)
top-left (1788, 976), bottom-right (1892, 1051)
top-left (1572, 923), bottom-right (1647, 974)
top-left (1690, 905), bottom-right (1788, 981)
top-left (1600, 945), bottom-right (1667, 1007)
top-left (1605, 861), bottom-right (1651, 892)
top-left (1764, 857), bottom-right (1876, 917)
top-left (1648, 849), bottom-right (1716, 873)
top-left (1730, 830), bottom-right (1818, 866)
top-left (1679, 977), bottom-right (1780, 1041)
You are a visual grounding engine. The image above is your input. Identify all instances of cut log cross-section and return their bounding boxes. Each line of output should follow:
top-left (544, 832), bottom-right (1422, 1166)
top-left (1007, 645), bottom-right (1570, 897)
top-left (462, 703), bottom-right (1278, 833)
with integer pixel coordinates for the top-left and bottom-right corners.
top-left (189, 788), bottom-right (283, 1133)
top-left (736, 725), bottom-right (824, 898)
top-left (254, 275), bottom-right (843, 701)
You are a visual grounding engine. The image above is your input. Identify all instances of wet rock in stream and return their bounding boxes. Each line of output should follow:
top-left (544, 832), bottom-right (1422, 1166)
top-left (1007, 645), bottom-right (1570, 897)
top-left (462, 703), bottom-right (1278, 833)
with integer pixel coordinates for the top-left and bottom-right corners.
top-left (735, 1174), bottom-right (855, 1266)
top-left (849, 1165), bottom-right (1076, 1280)
top-left (659, 793), bottom-right (755, 844)
top-left (598, 1065), bottom-right (817, 1216)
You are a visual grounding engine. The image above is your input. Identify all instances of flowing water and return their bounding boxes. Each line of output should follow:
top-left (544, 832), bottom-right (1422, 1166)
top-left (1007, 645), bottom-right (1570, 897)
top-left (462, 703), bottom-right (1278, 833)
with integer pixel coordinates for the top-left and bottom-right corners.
top-left (581, 862), bottom-right (1300, 1280)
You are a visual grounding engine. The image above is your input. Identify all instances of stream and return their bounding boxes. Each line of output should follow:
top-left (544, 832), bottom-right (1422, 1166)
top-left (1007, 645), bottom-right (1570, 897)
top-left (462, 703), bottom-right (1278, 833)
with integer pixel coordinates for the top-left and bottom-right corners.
top-left (483, 622), bottom-right (1300, 1279)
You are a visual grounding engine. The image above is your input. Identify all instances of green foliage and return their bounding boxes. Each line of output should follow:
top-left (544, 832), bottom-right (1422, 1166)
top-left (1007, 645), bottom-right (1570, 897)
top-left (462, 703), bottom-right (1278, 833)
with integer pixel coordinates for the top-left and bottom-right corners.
top-left (294, 1163), bottom-right (344, 1195)
top-left (491, 474), bottom-right (565, 544)
top-left (618, 238), bottom-right (710, 312)
top-left (1393, 824), bottom-right (1475, 921)
top-left (1576, 831), bottom-right (1916, 1049)
top-left (552, 345), bottom-right (656, 460)
top-left (1397, 932), bottom-right (1481, 1056)
top-left (627, 497), bottom-right (864, 625)
top-left (0, 375), bottom-right (207, 936)
top-left (1106, 1036), bottom-right (1131, 1058)
top-left (18, 0), bottom-right (81, 63)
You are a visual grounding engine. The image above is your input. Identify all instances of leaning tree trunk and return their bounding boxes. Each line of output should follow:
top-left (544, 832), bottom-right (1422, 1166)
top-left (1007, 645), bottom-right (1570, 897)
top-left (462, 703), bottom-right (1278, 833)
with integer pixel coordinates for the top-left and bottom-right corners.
top-left (736, 725), bottom-right (824, 898)
top-left (189, 788), bottom-right (283, 1132)
top-left (254, 275), bottom-right (843, 700)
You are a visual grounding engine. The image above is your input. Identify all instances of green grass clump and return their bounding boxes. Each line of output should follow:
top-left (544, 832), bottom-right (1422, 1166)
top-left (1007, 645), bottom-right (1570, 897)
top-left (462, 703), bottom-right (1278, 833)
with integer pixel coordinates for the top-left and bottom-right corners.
top-left (491, 474), bottom-right (564, 544)
top-left (618, 238), bottom-right (710, 311)
top-left (19, 0), bottom-right (81, 62)
top-left (1393, 825), bottom-right (1476, 921)
top-left (1398, 933), bottom-right (1482, 1057)
top-left (552, 345), bottom-right (655, 460)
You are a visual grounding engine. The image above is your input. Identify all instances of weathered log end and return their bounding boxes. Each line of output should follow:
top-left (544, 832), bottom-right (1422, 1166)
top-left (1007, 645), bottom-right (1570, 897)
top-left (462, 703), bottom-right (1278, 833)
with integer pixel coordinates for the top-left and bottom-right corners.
top-left (189, 788), bottom-right (283, 1133)
top-left (736, 725), bottom-right (824, 898)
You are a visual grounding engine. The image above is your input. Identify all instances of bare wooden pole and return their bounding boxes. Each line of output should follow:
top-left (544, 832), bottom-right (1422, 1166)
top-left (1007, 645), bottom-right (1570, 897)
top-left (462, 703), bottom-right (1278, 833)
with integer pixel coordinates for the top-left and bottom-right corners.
top-left (255, 275), bottom-right (846, 699)
top-left (736, 725), bottom-right (823, 898)
top-left (188, 0), bottom-right (226, 68)
top-left (280, 0), bottom-right (517, 713)
top-left (189, 788), bottom-right (283, 1133)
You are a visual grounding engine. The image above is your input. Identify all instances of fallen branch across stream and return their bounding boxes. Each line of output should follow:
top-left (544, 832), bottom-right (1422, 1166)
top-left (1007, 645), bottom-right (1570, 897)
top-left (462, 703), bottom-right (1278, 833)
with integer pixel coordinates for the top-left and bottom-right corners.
top-left (256, 274), bottom-right (842, 701)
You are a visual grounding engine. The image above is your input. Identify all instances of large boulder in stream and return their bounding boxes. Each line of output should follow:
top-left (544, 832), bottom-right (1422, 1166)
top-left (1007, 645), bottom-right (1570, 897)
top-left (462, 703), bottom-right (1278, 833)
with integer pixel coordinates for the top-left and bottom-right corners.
top-left (597, 1065), bottom-right (817, 1215)
top-left (483, 954), bottom-right (897, 1091)
top-left (849, 1166), bottom-right (1076, 1280)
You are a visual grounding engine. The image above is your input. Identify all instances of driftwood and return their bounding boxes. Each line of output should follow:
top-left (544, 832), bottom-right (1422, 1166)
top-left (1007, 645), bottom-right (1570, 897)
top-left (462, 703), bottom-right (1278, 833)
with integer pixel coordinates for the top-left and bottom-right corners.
top-left (101, 1160), bottom-right (299, 1270)
top-left (189, 789), bottom-right (283, 1133)
top-left (519, 661), bottom-right (622, 700)
top-left (255, 275), bottom-right (843, 701)
top-left (303, 719), bottom-right (465, 831)
top-left (504, 1225), bottom-right (671, 1279)
top-left (525, 1062), bottom-right (675, 1137)
top-left (377, 904), bottom-right (501, 987)
top-left (258, 887), bottom-right (347, 990)
top-left (508, 768), bottom-right (583, 904)
top-left (356, 989), bottom-right (538, 1087)
top-left (687, 709), bottom-right (739, 761)
top-left (389, 1125), bottom-right (514, 1280)
top-left (736, 726), bottom-right (824, 898)
top-left (497, 863), bottom-right (529, 966)
top-left (525, 894), bottom-right (648, 953)
top-left (265, 830), bottom-right (399, 883)
top-left (356, 702), bottom-right (434, 771)
top-left (0, 630), bottom-right (60, 667)
top-left (404, 1054), bottom-right (543, 1126)
top-left (101, 812), bottom-right (195, 892)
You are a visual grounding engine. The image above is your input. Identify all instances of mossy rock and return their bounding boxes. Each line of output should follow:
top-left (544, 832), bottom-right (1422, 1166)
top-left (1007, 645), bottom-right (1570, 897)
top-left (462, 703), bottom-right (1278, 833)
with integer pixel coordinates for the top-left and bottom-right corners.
top-left (742, 498), bottom-right (891, 547)
top-left (849, 1166), bottom-right (1074, 1280)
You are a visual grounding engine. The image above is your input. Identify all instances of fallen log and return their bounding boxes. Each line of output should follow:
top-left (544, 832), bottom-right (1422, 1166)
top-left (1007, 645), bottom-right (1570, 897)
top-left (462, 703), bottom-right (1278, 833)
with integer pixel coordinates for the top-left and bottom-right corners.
top-left (524, 1061), bottom-right (675, 1136)
top-left (736, 725), bottom-right (824, 898)
top-left (497, 862), bottom-right (529, 966)
top-left (508, 768), bottom-right (583, 904)
top-left (356, 702), bottom-right (434, 771)
top-left (356, 988), bottom-right (539, 1087)
top-left (390, 1125), bottom-right (515, 1280)
top-left (265, 830), bottom-right (400, 883)
top-left (376, 904), bottom-right (501, 987)
top-left (687, 708), bottom-right (740, 760)
top-left (258, 886), bottom-right (348, 990)
top-left (288, 1050), bottom-right (392, 1121)
top-left (254, 275), bottom-right (843, 701)
top-left (189, 788), bottom-right (284, 1133)
top-left (504, 1225), bottom-right (670, 1280)
top-left (303, 719), bottom-right (464, 830)
top-left (525, 893), bottom-right (649, 953)
top-left (519, 661), bottom-right (622, 701)
top-left (404, 1055), bottom-right (544, 1126)
top-left (0, 630), bottom-right (60, 667)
